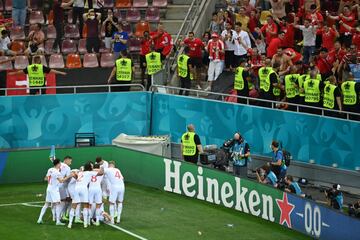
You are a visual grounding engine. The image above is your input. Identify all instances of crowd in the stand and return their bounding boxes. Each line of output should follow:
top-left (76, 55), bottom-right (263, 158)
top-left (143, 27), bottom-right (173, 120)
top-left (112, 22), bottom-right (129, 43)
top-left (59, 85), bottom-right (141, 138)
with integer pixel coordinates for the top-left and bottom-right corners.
top-left (177, 0), bottom-right (360, 119)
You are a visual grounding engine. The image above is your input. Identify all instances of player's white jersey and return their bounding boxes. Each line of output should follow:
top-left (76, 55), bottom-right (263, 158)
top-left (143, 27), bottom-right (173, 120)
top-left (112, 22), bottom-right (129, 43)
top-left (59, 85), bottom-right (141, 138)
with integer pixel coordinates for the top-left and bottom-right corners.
top-left (101, 160), bottom-right (109, 169)
top-left (46, 167), bottom-right (61, 190)
top-left (59, 163), bottom-right (71, 187)
top-left (89, 171), bottom-right (103, 191)
top-left (67, 175), bottom-right (77, 199)
top-left (104, 168), bottom-right (124, 186)
top-left (75, 171), bottom-right (97, 188)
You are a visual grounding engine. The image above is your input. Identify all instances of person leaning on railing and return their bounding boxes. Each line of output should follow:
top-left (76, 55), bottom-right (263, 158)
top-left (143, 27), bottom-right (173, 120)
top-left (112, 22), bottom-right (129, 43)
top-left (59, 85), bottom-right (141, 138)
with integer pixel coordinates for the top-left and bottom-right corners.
top-left (341, 75), bottom-right (360, 118)
top-left (9, 55), bottom-right (67, 95)
top-left (322, 75), bottom-right (343, 117)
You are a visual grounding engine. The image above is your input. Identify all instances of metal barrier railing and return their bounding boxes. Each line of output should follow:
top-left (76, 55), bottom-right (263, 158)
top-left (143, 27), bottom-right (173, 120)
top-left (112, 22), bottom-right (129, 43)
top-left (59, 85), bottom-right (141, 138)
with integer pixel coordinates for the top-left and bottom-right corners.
top-left (150, 84), bottom-right (360, 121)
top-left (0, 84), bottom-right (146, 95)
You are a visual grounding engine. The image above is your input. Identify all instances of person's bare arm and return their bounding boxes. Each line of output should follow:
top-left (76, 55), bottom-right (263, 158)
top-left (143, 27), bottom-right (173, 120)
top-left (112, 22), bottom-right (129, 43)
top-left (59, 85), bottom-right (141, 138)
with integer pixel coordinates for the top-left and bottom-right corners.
top-left (197, 145), bottom-right (203, 154)
top-left (0, 56), bottom-right (15, 64)
top-left (107, 67), bottom-right (116, 84)
top-left (61, 0), bottom-right (74, 8)
top-left (50, 69), bottom-right (67, 75)
top-left (8, 70), bottom-right (24, 75)
top-left (336, 96), bottom-right (343, 111)
top-left (83, 13), bottom-right (88, 21)
top-left (96, 12), bottom-right (102, 21)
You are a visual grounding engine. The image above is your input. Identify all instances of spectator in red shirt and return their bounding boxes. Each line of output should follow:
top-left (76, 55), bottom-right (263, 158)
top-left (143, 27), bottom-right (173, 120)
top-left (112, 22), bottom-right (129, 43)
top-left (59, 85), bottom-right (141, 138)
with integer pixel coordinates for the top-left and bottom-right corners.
top-left (261, 16), bottom-right (278, 45)
top-left (315, 47), bottom-right (333, 79)
top-left (205, 33), bottom-right (225, 91)
top-left (266, 31), bottom-right (285, 58)
top-left (284, 48), bottom-right (303, 64)
top-left (140, 31), bottom-right (153, 87)
top-left (182, 31), bottom-right (205, 89)
top-left (328, 41), bottom-right (346, 64)
top-left (305, 4), bottom-right (324, 25)
top-left (150, 23), bottom-right (173, 60)
top-left (248, 10), bottom-right (259, 33)
top-left (319, 25), bottom-right (339, 51)
top-left (327, 5), bottom-right (356, 48)
top-left (340, 20), bottom-right (360, 50)
top-left (274, 15), bottom-right (295, 48)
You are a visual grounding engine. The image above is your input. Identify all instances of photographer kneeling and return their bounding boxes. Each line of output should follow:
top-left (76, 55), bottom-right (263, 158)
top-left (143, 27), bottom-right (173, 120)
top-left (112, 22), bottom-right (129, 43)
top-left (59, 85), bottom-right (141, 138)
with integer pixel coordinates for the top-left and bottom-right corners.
top-left (325, 184), bottom-right (343, 211)
top-left (284, 175), bottom-right (305, 198)
top-left (256, 165), bottom-right (278, 188)
top-left (349, 200), bottom-right (360, 218)
top-left (228, 133), bottom-right (251, 177)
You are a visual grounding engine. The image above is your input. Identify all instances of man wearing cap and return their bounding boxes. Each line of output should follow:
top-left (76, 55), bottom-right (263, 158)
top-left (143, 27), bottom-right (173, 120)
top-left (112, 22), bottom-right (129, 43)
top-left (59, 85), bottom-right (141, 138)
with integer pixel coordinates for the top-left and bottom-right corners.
top-left (205, 32), bottom-right (224, 91)
top-left (325, 184), bottom-right (343, 210)
top-left (234, 58), bottom-right (251, 104)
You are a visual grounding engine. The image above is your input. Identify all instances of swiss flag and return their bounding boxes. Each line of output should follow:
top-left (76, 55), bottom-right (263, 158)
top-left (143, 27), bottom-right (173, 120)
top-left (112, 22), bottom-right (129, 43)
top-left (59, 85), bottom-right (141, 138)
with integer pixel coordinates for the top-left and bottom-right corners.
top-left (6, 71), bottom-right (57, 95)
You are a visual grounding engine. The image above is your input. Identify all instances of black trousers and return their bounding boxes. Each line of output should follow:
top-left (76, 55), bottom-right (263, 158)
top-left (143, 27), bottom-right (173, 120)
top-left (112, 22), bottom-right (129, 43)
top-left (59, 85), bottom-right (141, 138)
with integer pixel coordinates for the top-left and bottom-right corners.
top-left (259, 91), bottom-right (274, 108)
top-left (86, 37), bottom-right (100, 53)
top-left (112, 81), bottom-right (131, 92)
top-left (29, 87), bottom-right (46, 95)
top-left (52, 22), bottom-right (63, 51)
top-left (179, 77), bottom-right (191, 96)
top-left (72, 7), bottom-right (84, 38)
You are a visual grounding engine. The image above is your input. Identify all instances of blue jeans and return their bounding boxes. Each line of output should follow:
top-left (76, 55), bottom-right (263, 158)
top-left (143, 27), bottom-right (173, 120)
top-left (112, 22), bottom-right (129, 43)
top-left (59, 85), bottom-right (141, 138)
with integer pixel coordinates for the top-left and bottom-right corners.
top-left (303, 46), bottom-right (315, 65)
top-left (12, 8), bottom-right (26, 27)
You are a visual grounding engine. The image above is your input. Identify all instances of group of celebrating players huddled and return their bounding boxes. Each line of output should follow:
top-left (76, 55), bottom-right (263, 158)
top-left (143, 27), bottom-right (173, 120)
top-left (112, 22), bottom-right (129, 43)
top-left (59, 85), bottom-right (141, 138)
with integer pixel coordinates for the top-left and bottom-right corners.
top-left (36, 156), bottom-right (125, 229)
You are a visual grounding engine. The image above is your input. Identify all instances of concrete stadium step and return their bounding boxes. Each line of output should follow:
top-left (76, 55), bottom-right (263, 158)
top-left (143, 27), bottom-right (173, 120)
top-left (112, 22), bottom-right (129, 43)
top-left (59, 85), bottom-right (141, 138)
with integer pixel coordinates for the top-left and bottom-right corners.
top-left (172, 0), bottom-right (193, 4)
top-left (161, 20), bottom-right (190, 35)
top-left (165, 5), bottom-right (192, 20)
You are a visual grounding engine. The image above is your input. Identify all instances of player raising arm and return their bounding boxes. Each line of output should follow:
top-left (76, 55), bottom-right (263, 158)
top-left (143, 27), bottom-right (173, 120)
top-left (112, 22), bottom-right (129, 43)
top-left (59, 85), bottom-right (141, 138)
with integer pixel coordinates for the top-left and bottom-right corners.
top-left (37, 159), bottom-right (74, 225)
top-left (99, 161), bottom-right (125, 224)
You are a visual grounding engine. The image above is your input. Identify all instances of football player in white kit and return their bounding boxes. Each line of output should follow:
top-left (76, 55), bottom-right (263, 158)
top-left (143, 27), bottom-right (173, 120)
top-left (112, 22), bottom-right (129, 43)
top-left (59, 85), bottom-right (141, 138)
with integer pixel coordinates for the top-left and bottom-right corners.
top-left (88, 163), bottom-right (103, 226)
top-left (59, 156), bottom-right (72, 220)
top-left (99, 161), bottom-right (125, 224)
top-left (95, 156), bottom-right (109, 199)
top-left (68, 162), bottom-right (98, 229)
top-left (37, 159), bottom-right (74, 225)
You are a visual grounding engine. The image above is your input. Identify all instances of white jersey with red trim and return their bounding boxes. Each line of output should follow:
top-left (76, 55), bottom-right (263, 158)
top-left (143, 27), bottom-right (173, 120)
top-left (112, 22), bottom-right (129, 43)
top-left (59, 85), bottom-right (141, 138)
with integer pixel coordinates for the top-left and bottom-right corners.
top-left (75, 171), bottom-right (97, 188)
top-left (46, 167), bottom-right (61, 191)
top-left (104, 167), bottom-right (124, 187)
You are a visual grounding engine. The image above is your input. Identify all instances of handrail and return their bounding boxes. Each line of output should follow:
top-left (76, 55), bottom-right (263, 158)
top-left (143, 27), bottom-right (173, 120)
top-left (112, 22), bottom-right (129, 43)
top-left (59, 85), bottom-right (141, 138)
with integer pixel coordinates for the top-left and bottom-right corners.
top-left (0, 84), bottom-right (146, 95)
top-left (150, 84), bottom-right (360, 120)
top-left (163, 0), bottom-right (202, 83)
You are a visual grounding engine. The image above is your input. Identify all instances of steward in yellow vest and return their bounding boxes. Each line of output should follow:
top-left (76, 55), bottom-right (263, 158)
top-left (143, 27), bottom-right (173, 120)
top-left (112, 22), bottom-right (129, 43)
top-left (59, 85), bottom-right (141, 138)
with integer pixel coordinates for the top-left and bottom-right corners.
top-left (258, 59), bottom-right (273, 96)
top-left (234, 59), bottom-right (250, 103)
top-left (177, 47), bottom-right (194, 96)
top-left (341, 79), bottom-right (360, 114)
top-left (145, 51), bottom-right (162, 76)
top-left (323, 76), bottom-right (342, 111)
top-left (107, 51), bottom-right (134, 91)
top-left (181, 124), bottom-right (203, 164)
top-left (9, 55), bottom-right (67, 95)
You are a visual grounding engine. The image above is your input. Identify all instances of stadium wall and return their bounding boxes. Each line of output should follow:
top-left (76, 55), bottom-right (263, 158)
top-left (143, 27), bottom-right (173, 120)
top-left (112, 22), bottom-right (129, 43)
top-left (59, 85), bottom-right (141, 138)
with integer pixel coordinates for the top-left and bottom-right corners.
top-left (0, 92), bottom-right (151, 149)
top-left (0, 146), bottom-right (359, 240)
top-left (151, 93), bottom-right (360, 170)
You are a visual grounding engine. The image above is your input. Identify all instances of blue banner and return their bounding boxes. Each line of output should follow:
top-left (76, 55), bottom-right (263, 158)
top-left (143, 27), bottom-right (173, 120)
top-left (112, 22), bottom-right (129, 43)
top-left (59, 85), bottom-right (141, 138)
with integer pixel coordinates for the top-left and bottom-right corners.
top-left (287, 194), bottom-right (360, 239)
top-left (151, 93), bottom-right (360, 170)
top-left (0, 92), bottom-right (151, 148)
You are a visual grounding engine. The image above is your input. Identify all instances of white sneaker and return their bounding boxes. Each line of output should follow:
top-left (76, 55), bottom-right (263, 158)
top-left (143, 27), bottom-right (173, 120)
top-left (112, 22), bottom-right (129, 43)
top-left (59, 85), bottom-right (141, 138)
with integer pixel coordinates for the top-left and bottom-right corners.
top-left (94, 221), bottom-right (100, 226)
top-left (56, 222), bottom-right (65, 226)
top-left (37, 220), bottom-right (43, 224)
top-left (67, 223), bottom-right (72, 229)
top-left (83, 223), bottom-right (88, 228)
top-left (116, 218), bottom-right (121, 224)
top-left (196, 85), bottom-right (202, 90)
top-left (204, 86), bottom-right (211, 91)
top-left (110, 218), bottom-right (115, 225)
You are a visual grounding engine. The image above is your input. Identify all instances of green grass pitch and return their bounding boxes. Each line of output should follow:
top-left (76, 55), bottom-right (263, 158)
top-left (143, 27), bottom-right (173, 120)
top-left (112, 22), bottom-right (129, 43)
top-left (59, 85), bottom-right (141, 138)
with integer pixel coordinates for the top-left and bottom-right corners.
top-left (0, 182), bottom-right (311, 240)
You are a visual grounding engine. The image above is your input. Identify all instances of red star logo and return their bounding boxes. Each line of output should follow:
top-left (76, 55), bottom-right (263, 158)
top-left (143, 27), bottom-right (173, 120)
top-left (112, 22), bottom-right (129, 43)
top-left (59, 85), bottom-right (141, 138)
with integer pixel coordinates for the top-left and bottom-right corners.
top-left (276, 192), bottom-right (295, 228)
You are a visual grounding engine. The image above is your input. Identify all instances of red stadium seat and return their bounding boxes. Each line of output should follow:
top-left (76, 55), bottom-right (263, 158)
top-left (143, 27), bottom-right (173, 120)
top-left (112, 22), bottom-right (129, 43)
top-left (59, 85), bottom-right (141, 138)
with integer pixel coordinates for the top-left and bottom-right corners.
top-left (78, 38), bottom-right (87, 54)
top-left (5, 0), bottom-right (12, 11)
top-left (113, 9), bottom-right (124, 21)
top-left (134, 21), bottom-right (150, 37)
top-left (83, 53), bottom-right (99, 68)
top-left (0, 56), bottom-right (13, 70)
top-left (133, 0), bottom-right (148, 8)
top-left (44, 39), bottom-right (55, 54)
top-left (32, 55), bottom-right (47, 66)
top-left (104, 0), bottom-right (114, 8)
top-left (100, 53), bottom-right (115, 67)
top-left (46, 25), bottom-right (57, 39)
top-left (152, 0), bottom-right (167, 7)
top-left (10, 26), bottom-right (25, 40)
top-left (145, 7), bottom-right (160, 22)
top-left (10, 41), bottom-right (25, 53)
top-left (64, 24), bottom-right (80, 38)
top-left (29, 11), bottom-right (45, 24)
top-left (49, 54), bottom-right (65, 68)
top-left (61, 39), bottom-right (77, 54)
top-left (128, 37), bottom-right (141, 52)
top-left (115, 0), bottom-right (132, 8)
top-left (14, 55), bottom-right (29, 69)
top-left (66, 54), bottom-right (82, 68)
top-left (82, 24), bottom-right (88, 38)
top-left (126, 8), bottom-right (141, 22)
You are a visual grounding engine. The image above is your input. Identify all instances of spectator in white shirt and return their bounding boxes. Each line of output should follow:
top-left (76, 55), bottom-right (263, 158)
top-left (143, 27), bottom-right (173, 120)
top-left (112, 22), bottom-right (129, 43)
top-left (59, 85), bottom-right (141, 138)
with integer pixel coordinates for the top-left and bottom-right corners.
top-left (234, 22), bottom-right (251, 67)
top-left (221, 22), bottom-right (236, 71)
top-left (0, 30), bottom-right (16, 56)
top-left (294, 18), bottom-right (317, 65)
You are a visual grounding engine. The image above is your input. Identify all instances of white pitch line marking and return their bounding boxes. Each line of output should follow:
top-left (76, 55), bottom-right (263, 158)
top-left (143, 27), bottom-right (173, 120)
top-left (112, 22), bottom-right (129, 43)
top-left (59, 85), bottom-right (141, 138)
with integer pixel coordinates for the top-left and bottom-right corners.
top-left (22, 203), bottom-right (43, 208)
top-left (104, 222), bottom-right (149, 240)
top-left (0, 201), bottom-right (44, 207)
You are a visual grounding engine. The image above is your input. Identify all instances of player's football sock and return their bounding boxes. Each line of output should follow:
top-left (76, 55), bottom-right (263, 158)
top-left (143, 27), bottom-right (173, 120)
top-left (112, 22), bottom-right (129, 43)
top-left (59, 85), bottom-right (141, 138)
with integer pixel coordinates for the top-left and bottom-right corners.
top-left (55, 203), bottom-right (62, 224)
top-left (51, 204), bottom-right (56, 221)
top-left (83, 208), bottom-right (89, 228)
top-left (95, 208), bottom-right (101, 225)
top-left (68, 208), bottom-right (75, 226)
top-left (75, 205), bottom-right (81, 219)
top-left (59, 201), bottom-right (65, 217)
top-left (116, 203), bottom-right (123, 223)
top-left (109, 204), bottom-right (115, 224)
top-left (37, 202), bottom-right (49, 223)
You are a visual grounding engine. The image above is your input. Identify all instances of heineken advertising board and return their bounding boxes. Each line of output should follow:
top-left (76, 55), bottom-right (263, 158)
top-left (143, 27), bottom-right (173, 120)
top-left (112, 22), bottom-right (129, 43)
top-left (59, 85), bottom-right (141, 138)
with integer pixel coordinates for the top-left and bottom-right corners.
top-left (1, 146), bottom-right (359, 239)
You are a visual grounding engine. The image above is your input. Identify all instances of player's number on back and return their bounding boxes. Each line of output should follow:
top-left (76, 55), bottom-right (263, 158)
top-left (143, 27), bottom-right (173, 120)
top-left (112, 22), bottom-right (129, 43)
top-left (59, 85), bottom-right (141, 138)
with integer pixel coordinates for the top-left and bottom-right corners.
top-left (115, 171), bottom-right (121, 179)
top-left (91, 176), bottom-right (97, 182)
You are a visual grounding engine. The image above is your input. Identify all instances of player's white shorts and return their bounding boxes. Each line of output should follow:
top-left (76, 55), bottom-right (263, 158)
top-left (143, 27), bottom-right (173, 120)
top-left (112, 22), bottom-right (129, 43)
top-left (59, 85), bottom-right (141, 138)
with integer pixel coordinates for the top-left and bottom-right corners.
top-left (108, 182), bottom-right (125, 203)
top-left (88, 188), bottom-right (102, 204)
top-left (59, 185), bottom-right (69, 200)
top-left (73, 187), bottom-right (89, 203)
top-left (101, 179), bottom-right (109, 198)
top-left (68, 186), bottom-right (75, 200)
top-left (45, 188), bottom-right (61, 203)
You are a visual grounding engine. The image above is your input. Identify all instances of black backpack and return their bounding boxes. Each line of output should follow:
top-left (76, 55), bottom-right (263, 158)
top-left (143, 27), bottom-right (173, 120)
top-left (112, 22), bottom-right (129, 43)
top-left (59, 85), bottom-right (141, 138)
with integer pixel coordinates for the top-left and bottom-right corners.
top-left (280, 142), bottom-right (292, 167)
